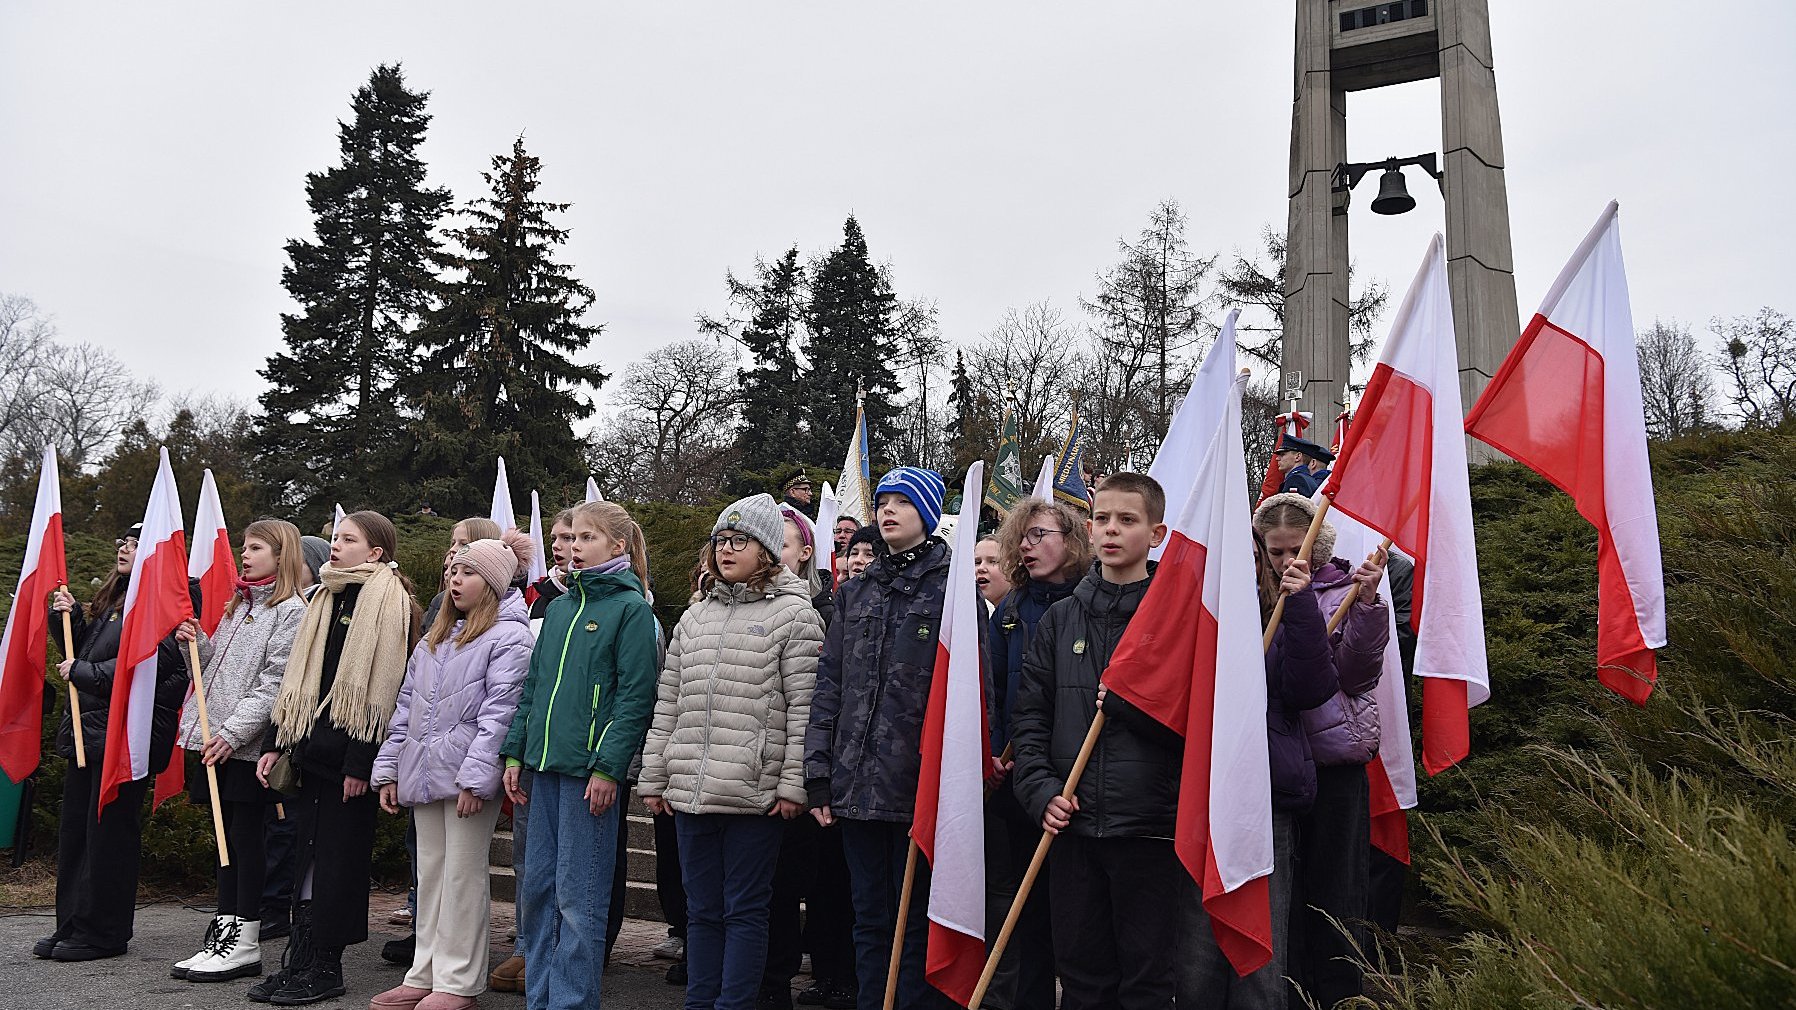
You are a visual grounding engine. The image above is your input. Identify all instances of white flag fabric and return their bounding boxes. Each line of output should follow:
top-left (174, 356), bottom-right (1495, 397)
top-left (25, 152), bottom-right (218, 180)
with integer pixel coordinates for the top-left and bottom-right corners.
top-left (490, 457), bottom-right (517, 532)
top-left (1030, 456), bottom-right (1054, 502)
top-left (1149, 308), bottom-right (1241, 560)
top-left (585, 476), bottom-right (603, 503)
top-left (332, 503), bottom-right (345, 537)
top-left (526, 490), bottom-right (549, 588)
top-left (812, 482), bottom-right (840, 590)
top-left (189, 469), bottom-right (236, 636)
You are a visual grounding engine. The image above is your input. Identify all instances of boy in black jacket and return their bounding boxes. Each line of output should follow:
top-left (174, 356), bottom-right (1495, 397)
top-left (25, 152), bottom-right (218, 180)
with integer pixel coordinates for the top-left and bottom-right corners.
top-left (1009, 473), bottom-right (1185, 1010)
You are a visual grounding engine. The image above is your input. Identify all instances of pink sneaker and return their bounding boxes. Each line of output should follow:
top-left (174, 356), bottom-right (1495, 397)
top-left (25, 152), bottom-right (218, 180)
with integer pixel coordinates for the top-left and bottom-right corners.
top-left (415, 994), bottom-right (478, 1010)
top-left (370, 985), bottom-right (432, 1010)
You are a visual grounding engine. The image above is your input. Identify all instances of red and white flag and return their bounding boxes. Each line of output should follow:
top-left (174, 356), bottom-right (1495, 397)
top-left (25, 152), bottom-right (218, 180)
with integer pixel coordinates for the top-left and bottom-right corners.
top-left (0, 446), bottom-right (68, 781)
top-left (101, 447), bottom-right (194, 810)
top-left (911, 461), bottom-right (988, 1004)
top-left (1106, 326), bottom-right (1276, 976)
top-left (490, 457), bottom-right (517, 532)
top-left (189, 469), bottom-right (236, 636)
top-left (1327, 508), bottom-right (1418, 863)
top-left (1466, 201), bottom-right (1665, 703)
top-left (1320, 234), bottom-right (1489, 775)
top-left (1149, 309), bottom-right (1240, 560)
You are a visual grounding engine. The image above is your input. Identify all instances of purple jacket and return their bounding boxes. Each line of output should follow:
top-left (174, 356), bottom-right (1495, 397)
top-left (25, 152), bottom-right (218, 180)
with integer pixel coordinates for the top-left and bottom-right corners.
top-left (1301, 560), bottom-right (1391, 766)
top-left (1266, 587), bottom-right (1341, 811)
top-left (372, 589), bottom-right (533, 805)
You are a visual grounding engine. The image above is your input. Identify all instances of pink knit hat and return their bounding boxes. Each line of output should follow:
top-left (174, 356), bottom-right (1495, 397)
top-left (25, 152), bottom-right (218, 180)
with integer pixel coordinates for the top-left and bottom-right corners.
top-left (455, 529), bottom-right (535, 595)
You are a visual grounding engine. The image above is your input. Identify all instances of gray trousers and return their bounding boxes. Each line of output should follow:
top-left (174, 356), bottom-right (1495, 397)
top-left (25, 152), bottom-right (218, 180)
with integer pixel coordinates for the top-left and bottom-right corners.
top-left (1177, 810), bottom-right (1296, 1010)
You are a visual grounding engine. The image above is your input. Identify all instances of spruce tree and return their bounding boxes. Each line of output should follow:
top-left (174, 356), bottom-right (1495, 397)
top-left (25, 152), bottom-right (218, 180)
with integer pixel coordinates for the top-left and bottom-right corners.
top-left (801, 216), bottom-right (900, 466)
top-left (944, 349), bottom-right (982, 478)
top-left (255, 63), bottom-right (450, 517)
top-left (406, 136), bottom-right (607, 514)
top-left (700, 247), bottom-right (808, 475)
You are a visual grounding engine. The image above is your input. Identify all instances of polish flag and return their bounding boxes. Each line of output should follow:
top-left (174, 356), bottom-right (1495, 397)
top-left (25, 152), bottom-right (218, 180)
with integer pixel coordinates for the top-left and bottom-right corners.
top-left (1320, 235), bottom-right (1489, 775)
top-left (585, 476), bottom-right (603, 503)
top-left (102, 448), bottom-right (195, 810)
top-left (911, 462), bottom-right (989, 1004)
top-left (154, 468), bottom-right (237, 808)
top-left (189, 470), bottom-right (237, 636)
top-left (0, 446), bottom-right (68, 781)
top-left (1466, 202), bottom-right (1665, 703)
top-left (490, 457), bottom-right (517, 532)
top-left (1149, 310), bottom-right (1240, 561)
top-left (1327, 508), bottom-right (1418, 863)
top-left (812, 482), bottom-right (840, 590)
top-left (1105, 327), bottom-right (1275, 976)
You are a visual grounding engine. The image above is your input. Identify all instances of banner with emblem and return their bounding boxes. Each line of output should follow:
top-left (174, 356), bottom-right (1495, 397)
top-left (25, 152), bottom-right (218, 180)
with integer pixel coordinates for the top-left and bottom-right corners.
top-left (982, 396), bottom-right (1023, 517)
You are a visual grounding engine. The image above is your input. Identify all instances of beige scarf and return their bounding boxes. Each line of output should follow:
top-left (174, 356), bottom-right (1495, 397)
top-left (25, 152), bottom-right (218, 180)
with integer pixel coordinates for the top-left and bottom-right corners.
top-left (272, 561), bottom-right (414, 748)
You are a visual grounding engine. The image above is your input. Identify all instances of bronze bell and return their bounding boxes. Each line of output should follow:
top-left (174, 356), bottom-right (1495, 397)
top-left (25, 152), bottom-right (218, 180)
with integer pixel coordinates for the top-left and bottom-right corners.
top-left (1370, 164), bottom-right (1416, 216)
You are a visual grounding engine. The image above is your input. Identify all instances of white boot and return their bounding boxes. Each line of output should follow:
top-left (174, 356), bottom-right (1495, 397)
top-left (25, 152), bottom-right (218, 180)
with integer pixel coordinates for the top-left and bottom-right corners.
top-left (172, 914), bottom-right (231, 979)
top-left (188, 918), bottom-right (263, 982)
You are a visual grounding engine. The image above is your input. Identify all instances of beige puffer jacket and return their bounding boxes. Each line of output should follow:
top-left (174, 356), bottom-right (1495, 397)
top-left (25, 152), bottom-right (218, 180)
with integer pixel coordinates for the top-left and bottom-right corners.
top-left (638, 569), bottom-right (822, 814)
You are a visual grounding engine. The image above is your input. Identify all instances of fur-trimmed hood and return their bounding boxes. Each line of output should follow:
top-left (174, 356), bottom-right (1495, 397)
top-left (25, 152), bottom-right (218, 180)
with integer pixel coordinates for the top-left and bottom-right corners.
top-left (1254, 491), bottom-right (1336, 562)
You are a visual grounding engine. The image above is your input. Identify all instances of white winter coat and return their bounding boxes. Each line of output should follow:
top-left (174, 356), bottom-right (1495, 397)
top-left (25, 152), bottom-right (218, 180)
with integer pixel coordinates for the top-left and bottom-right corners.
top-left (638, 569), bottom-right (822, 813)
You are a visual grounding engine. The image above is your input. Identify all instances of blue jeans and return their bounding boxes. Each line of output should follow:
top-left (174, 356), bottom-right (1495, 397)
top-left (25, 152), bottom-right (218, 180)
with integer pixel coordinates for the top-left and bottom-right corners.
top-left (839, 819), bottom-right (958, 1010)
top-left (676, 812), bottom-right (784, 1010)
top-left (521, 771), bottom-right (620, 1010)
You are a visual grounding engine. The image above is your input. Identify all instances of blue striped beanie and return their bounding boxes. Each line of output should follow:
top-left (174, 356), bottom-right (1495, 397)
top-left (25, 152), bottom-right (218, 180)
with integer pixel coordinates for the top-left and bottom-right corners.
top-left (874, 467), bottom-right (947, 533)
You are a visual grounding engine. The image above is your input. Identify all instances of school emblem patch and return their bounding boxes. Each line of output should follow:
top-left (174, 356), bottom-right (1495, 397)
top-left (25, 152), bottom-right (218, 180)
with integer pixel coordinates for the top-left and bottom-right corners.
top-left (585, 620), bottom-right (599, 632)
top-left (916, 624), bottom-right (931, 639)
top-left (1073, 639), bottom-right (1086, 655)
top-left (727, 511), bottom-right (742, 524)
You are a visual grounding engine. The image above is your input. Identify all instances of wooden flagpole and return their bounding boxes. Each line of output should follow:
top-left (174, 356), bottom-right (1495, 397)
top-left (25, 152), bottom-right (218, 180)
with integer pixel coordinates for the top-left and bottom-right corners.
top-left (884, 840), bottom-right (920, 1010)
top-left (1261, 496), bottom-right (1334, 651)
top-left (58, 587), bottom-right (84, 768)
top-left (967, 708), bottom-right (1107, 1008)
top-left (1325, 538), bottom-right (1394, 635)
top-left (186, 639), bottom-right (231, 867)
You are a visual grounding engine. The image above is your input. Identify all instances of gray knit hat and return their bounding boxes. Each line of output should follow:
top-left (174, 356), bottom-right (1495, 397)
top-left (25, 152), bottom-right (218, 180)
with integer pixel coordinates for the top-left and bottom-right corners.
top-left (713, 493), bottom-right (786, 558)
top-left (299, 536), bottom-right (331, 582)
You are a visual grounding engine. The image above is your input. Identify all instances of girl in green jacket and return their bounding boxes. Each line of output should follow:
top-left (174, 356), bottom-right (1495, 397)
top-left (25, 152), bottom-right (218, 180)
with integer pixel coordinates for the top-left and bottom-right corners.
top-left (500, 500), bottom-right (660, 1010)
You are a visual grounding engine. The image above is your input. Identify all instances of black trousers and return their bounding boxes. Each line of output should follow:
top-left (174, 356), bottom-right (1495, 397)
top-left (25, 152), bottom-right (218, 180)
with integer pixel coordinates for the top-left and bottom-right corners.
top-left (262, 803), bottom-right (297, 923)
top-left (654, 810), bottom-right (688, 936)
top-left (217, 797), bottom-right (269, 918)
top-left (607, 789), bottom-right (628, 958)
top-left (291, 770), bottom-right (378, 948)
top-left (764, 813), bottom-right (857, 990)
top-left (1048, 833), bottom-right (1182, 1010)
top-left (982, 798), bottom-right (1055, 1010)
top-left (55, 764), bottom-right (150, 950)
top-left (1289, 764), bottom-right (1371, 1010)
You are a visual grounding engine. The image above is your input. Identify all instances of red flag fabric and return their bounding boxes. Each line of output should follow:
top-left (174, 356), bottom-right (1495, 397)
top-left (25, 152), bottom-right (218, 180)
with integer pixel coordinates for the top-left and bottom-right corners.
top-left (912, 462), bottom-right (988, 1004)
top-left (1465, 201), bottom-right (1665, 703)
top-left (1320, 235), bottom-right (1490, 775)
top-left (1255, 411), bottom-right (1311, 507)
top-left (101, 447), bottom-right (193, 811)
top-left (1106, 326), bottom-right (1274, 976)
top-left (0, 446), bottom-right (67, 780)
top-left (154, 468), bottom-right (236, 808)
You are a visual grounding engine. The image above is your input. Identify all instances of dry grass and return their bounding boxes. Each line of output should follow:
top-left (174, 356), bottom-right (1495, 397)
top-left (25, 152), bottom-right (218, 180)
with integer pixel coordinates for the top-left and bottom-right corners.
top-left (0, 861), bottom-right (56, 909)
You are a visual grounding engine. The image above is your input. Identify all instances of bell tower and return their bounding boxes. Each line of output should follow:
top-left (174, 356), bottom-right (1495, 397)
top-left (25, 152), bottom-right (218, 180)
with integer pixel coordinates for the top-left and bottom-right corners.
top-left (1283, 0), bottom-right (1519, 447)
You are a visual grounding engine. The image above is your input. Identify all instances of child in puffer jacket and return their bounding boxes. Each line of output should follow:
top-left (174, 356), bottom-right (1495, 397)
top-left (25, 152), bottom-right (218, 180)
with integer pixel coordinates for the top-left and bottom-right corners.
top-left (1253, 493), bottom-right (1390, 1010)
top-left (371, 532), bottom-right (535, 1010)
top-left (640, 493), bottom-right (822, 1010)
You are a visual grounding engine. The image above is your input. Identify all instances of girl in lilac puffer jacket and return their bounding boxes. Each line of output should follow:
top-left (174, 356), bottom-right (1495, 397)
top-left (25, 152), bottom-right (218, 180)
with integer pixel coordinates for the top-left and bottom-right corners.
top-left (372, 532), bottom-right (534, 1010)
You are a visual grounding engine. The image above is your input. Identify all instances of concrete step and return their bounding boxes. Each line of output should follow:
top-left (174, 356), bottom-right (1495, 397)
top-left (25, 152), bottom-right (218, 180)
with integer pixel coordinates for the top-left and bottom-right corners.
top-left (490, 864), bottom-right (515, 903)
top-left (490, 829), bottom-right (513, 866)
top-left (625, 847), bottom-right (657, 885)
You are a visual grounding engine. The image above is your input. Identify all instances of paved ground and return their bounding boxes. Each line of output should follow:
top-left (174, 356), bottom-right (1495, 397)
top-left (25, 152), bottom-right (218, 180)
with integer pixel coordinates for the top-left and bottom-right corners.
top-left (0, 889), bottom-right (699, 1010)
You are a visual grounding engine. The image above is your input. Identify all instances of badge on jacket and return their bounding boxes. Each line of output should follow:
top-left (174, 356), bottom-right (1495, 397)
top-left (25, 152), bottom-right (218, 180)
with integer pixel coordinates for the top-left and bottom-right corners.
top-left (585, 620), bottom-right (599, 632)
top-left (339, 614), bottom-right (352, 627)
top-left (916, 624), bottom-right (931, 640)
top-left (1073, 639), bottom-right (1086, 655)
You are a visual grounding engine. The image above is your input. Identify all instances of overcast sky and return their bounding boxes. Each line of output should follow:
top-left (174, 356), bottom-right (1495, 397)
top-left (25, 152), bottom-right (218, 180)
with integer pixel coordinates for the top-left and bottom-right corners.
top-left (3, 2), bottom-right (1792, 416)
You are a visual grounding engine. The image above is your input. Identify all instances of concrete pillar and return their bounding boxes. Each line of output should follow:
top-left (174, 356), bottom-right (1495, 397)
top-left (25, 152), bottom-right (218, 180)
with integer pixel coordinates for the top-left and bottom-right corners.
top-left (1438, 0), bottom-right (1521, 416)
top-left (1283, 0), bottom-right (1352, 450)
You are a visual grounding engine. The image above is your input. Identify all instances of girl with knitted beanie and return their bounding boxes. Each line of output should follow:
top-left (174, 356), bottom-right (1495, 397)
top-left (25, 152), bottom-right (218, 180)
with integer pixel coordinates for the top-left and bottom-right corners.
top-left (251, 511), bottom-right (424, 1005)
top-left (369, 530), bottom-right (536, 1010)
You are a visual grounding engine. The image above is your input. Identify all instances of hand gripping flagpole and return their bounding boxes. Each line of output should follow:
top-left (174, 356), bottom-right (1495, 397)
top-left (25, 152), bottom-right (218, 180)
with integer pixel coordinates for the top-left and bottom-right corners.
top-left (58, 586), bottom-right (85, 768)
top-left (1325, 538), bottom-right (1394, 636)
top-left (186, 637), bottom-right (231, 866)
top-left (1261, 496), bottom-right (1335, 651)
top-left (967, 704), bottom-right (1107, 1008)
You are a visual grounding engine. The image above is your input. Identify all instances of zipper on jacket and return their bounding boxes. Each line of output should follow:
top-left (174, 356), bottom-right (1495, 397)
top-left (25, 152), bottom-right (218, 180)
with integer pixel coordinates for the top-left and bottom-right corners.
top-left (542, 579), bottom-right (590, 768)
top-left (692, 596), bottom-right (733, 809)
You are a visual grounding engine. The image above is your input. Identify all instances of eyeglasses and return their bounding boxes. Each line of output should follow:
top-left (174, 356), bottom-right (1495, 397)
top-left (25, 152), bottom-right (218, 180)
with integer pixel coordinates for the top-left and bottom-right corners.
top-left (1022, 527), bottom-right (1065, 547)
top-left (115, 537), bottom-right (140, 549)
top-left (710, 533), bottom-right (755, 552)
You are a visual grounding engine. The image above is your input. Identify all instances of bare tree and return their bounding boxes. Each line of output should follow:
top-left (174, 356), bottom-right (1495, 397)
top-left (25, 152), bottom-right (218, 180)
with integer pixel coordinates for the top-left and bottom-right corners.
top-left (7, 341), bottom-right (159, 468)
top-left (891, 297), bottom-right (949, 471)
top-left (1636, 320), bottom-right (1716, 438)
top-left (0, 294), bottom-right (54, 452)
top-left (1714, 307), bottom-right (1796, 428)
top-left (966, 302), bottom-right (1084, 462)
top-left (586, 339), bottom-right (741, 504)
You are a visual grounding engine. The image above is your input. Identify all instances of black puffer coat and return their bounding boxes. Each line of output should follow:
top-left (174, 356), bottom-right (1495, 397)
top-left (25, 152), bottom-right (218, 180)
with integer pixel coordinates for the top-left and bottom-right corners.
top-left (804, 539), bottom-right (949, 822)
top-left (52, 580), bottom-right (199, 775)
top-left (1009, 565), bottom-right (1184, 839)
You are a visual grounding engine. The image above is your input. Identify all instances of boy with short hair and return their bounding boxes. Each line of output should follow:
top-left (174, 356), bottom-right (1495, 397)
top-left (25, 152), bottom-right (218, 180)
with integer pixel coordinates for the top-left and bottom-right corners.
top-left (1009, 472), bottom-right (1186, 1010)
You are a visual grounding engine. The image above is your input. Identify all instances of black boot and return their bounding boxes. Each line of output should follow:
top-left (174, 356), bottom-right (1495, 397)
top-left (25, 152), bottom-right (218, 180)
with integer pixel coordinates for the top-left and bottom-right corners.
top-left (270, 944), bottom-right (345, 1005)
top-left (379, 932), bottom-right (414, 966)
top-left (248, 902), bottom-right (311, 1003)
